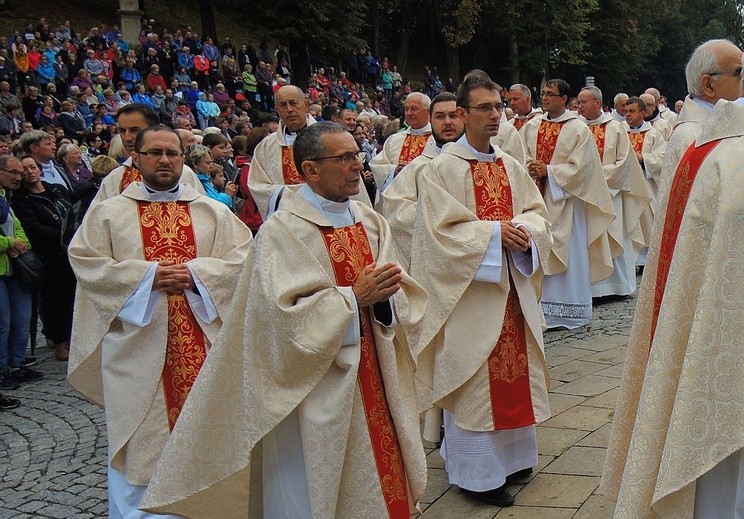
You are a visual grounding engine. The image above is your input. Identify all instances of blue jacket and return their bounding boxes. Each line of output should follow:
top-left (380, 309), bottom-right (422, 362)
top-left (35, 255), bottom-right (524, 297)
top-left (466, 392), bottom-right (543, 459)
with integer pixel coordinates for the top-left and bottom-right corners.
top-left (196, 173), bottom-right (232, 208)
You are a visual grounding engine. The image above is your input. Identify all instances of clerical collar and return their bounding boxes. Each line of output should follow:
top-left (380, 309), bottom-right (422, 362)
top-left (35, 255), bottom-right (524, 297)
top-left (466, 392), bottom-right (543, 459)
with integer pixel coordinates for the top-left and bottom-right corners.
top-left (691, 97), bottom-right (715, 112)
top-left (546, 110), bottom-right (571, 122)
top-left (626, 121), bottom-right (650, 132)
top-left (457, 134), bottom-right (496, 162)
top-left (584, 113), bottom-right (606, 125)
top-left (139, 182), bottom-right (181, 202)
top-left (645, 107), bottom-right (661, 122)
top-left (409, 123), bottom-right (432, 135)
top-left (299, 183), bottom-right (354, 228)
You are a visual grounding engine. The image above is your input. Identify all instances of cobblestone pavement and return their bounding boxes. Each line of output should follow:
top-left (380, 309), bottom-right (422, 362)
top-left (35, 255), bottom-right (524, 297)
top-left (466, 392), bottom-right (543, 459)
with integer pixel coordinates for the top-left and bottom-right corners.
top-left (0, 287), bottom-right (639, 518)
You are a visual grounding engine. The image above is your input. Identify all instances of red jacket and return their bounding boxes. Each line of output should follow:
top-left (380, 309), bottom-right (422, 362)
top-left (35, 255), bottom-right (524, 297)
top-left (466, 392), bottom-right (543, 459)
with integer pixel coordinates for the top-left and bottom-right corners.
top-left (194, 55), bottom-right (210, 74)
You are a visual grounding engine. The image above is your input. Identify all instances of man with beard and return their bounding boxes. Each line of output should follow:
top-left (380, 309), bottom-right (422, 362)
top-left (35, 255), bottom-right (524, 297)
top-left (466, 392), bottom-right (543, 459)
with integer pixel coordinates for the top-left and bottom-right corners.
top-left (382, 92), bottom-right (465, 269)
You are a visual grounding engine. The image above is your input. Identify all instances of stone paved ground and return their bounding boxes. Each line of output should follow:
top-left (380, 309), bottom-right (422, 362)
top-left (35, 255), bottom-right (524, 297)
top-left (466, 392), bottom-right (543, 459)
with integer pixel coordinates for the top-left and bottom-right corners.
top-left (0, 289), bottom-right (638, 518)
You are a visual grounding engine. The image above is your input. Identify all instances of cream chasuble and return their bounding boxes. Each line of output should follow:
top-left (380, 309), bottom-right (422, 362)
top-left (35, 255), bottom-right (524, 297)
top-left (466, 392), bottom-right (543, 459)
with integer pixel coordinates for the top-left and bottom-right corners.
top-left (584, 113), bottom-right (651, 297)
top-left (522, 110), bottom-right (615, 328)
top-left (602, 99), bottom-right (744, 518)
top-left (491, 121), bottom-right (528, 165)
top-left (369, 124), bottom-right (434, 188)
top-left (648, 113), bottom-right (673, 141)
top-left (381, 142), bottom-right (439, 271)
top-left (248, 116), bottom-right (372, 220)
top-left (90, 157), bottom-right (204, 207)
top-left (67, 183), bottom-right (252, 489)
top-left (510, 108), bottom-right (542, 131)
top-left (140, 190), bottom-right (427, 519)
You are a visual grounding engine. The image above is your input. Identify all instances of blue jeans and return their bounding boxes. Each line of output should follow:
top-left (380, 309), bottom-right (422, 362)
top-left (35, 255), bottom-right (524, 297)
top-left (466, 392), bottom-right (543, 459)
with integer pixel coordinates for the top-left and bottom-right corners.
top-left (0, 275), bottom-right (32, 370)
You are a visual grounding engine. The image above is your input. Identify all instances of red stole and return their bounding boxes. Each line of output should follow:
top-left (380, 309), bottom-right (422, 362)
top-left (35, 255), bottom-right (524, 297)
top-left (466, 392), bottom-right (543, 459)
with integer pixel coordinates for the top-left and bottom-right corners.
top-left (120, 165), bottom-right (142, 193)
top-left (137, 201), bottom-right (208, 431)
top-left (648, 139), bottom-right (721, 349)
top-left (398, 132), bottom-right (430, 165)
top-left (513, 111), bottom-right (537, 131)
top-left (320, 223), bottom-right (409, 518)
top-left (469, 159), bottom-right (536, 430)
top-left (535, 120), bottom-right (565, 195)
top-left (281, 145), bottom-right (304, 185)
top-left (588, 123), bottom-right (608, 161)
top-left (628, 131), bottom-right (646, 156)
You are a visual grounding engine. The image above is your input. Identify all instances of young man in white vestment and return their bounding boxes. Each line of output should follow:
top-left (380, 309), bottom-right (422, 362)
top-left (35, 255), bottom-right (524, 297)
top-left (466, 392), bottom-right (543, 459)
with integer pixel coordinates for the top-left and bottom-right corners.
top-left (91, 104), bottom-right (204, 205)
top-left (139, 121), bottom-right (428, 519)
top-left (67, 124), bottom-right (253, 518)
top-left (381, 91), bottom-right (465, 270)
top-left (601, 95), bottom-right (744, 519)
top-left (577, 86), bottom-right (651, 298)
top-left (521, 79), bottom-right (615, 329)
top-left (411, 71), bottom-right (552, 508)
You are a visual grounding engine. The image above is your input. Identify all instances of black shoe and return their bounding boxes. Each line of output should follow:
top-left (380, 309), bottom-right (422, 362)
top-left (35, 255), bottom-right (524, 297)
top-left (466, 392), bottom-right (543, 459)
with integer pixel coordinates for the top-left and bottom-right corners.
top-left (10, 365), bottom-right (44, 382)
top-left (0, 371), bottom-right (20, 390)
top-left (23, 356), bottom-right (38, 368)
top-left (0, 394), bottom-right (20, 410)
top-left (461, 484), bottom-right (515, 507)
top-left (506, 467), bottom-right (533, 484)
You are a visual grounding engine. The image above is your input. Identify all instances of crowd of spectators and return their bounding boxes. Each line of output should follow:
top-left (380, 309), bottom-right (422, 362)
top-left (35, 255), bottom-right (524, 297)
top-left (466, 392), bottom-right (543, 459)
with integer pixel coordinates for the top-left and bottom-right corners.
top-left (0, 15), bottom-right (436, 410)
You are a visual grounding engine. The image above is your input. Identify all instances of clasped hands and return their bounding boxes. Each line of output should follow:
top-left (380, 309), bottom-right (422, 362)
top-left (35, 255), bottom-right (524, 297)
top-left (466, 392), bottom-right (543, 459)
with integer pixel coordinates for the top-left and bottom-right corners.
top-left (526, 159), bottom-right (548, 181)
top-left (352, 262), bottom-right (402, 308)
top-left (154, 260), bottom-right (195, 293)
top-left (501, 222), bottom-right (531, 253)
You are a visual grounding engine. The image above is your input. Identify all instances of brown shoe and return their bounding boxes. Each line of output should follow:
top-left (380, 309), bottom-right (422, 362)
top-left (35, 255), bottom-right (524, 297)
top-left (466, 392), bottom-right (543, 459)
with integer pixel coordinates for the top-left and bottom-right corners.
top-left (54, 343), bottom-right (70, 361)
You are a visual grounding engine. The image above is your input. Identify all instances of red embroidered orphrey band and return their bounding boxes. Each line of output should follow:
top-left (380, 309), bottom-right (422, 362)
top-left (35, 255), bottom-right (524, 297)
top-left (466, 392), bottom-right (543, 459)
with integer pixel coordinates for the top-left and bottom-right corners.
top-left (398, 133), bottom-right (430, 165)
top-left (648, 139), bottom-right (722, 349)
top-left (320, 223), bottom-right (409, 518)
top-left (281, 145), bottom-right (304, 185)
top-left (628, 131), bottom-right (646, 156)
top-left (137, 201), bottom-right (208, 431)
top-left (469, 159), bottom-right (536, 430)
top-left (588, 123), bottom-right (608, 161)
top-left (120, 165), bottom-right (142, 193)
top-left (535, 120), bottom-right (564, 195)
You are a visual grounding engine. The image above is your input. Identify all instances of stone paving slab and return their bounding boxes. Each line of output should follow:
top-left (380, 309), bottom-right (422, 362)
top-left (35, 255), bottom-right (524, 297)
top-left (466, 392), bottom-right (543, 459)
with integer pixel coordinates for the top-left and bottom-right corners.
top-left (0, 288), bottom-right (637, 518)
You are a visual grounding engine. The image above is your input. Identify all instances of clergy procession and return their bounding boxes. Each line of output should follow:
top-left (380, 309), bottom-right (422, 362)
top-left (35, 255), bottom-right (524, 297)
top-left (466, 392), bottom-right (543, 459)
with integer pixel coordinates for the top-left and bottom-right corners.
top-left (3, 32), bottom-right (744, 519)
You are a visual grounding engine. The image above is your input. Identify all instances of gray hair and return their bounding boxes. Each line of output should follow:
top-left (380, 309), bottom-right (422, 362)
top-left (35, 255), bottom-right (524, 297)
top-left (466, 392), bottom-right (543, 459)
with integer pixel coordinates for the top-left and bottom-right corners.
top-left (613, 93), bottom-right (629, 105)
top-left (292, 121), bottom-right (347, 174)
top-left (581, 86), bottom-right (603, 105)
top-left (404, 91), bottom-right (431, 110)
top-left (509, 83), bottom-right (532, 100)
top-left (56, 143), bottom-right (79, 162)
top-left (19, 130), bottom-right (53, 155)
top-left (686, 39), bottom-right (738, 97)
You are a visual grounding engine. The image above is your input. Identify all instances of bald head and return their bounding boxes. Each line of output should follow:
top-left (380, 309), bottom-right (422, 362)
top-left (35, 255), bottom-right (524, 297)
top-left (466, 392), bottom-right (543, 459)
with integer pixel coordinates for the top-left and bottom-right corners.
top-left (175, 128), bottom-right (196, 149)
top-left (275, 85), bottom-right (309, 132)
top-left (639, 93), bottom-right (656, 117)
top-left (644, 88), bottom-right (661, 103)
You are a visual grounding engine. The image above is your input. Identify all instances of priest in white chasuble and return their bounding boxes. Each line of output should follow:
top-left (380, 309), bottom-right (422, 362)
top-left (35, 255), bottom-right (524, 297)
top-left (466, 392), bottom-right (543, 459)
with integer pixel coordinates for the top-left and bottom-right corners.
top-left (602, 98), bottom-right (744, 518)
top-left (91, 103), bottom-right (203, 206)
top-left (522, 78), bottom-right (615, 329)
top-left (508, 83), bottom-right (542, 131)
top-left (67, 125), bottom-right (253, 519)
top-left (577, 86), bottom-right (651, 298)
top-left (370, 92), bottom-right (434, 191)
top-left (492, 111), bottom-right (528, 165)
top-left (412, 72), bottom-right (552, 508)
top-left (640, 93), bottom-right (674, 141)
top-left (382, 92), bottom-right (465, 271)
top-left (141, 121), bottom-right (427, 519)
top-left (248, 85), bottom-right (372, 220)
top-left (661, 39), bottom-right (743, 194)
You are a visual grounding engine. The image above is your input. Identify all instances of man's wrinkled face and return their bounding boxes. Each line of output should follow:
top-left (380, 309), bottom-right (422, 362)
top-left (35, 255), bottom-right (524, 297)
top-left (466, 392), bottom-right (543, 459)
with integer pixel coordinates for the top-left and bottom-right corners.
top-left (404, 97), bottom-right (429, 129)
top-left (509, 89), bottom-right (531, 116)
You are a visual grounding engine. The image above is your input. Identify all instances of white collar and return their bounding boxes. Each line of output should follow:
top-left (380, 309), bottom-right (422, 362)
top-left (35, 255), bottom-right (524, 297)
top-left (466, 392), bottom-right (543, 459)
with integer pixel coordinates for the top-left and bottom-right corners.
top-left (139, 182), bottom-right (182, 202)
top-left (408, 123), bottom-right (432, 135)
top-left (457, 134), bottom-right (496, 162)
top-left (298, 183), bottom-right (354, 228)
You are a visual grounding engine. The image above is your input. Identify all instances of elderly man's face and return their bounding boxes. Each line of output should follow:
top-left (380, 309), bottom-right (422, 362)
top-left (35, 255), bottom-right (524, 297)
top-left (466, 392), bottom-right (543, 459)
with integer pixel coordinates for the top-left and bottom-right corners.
top-left (404, 97), bottom-right (429, 129)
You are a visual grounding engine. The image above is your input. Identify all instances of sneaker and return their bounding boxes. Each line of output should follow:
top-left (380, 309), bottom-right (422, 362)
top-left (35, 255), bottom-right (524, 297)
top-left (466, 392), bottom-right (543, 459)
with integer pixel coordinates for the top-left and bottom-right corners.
top-left (23, 356), bottom-right (38, 368)
top-left (10, 365), bottom-right (44, 382)
top-left (0, 394), bottom-right (20, 410)
top-left (0, 371), bottom-right (20, 390)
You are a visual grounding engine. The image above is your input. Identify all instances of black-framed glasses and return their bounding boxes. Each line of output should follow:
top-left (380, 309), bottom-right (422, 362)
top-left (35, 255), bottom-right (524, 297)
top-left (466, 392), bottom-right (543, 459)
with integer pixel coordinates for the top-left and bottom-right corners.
top-left (463, 103), bottom-right (504, 113)
top-left (137, 149), bottom-right (184, 160)
top-left (709, 67), bottom-right (743, 78)
top-left (0, 168), bottom-right (23, 177)
top-left (309, 151), bottom-right (366, 166)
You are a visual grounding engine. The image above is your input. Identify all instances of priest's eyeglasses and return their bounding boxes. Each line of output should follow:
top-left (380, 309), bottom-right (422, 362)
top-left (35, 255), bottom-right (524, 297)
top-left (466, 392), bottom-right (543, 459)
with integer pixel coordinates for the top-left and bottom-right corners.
top-left (464, 103), bottom-right (505, 113)
top-left (709, 67), bottom-right (743, 78)
top-left (137, 149), bottom-right (184, 160)
top-left (309, 151), bottom-right (366, 166)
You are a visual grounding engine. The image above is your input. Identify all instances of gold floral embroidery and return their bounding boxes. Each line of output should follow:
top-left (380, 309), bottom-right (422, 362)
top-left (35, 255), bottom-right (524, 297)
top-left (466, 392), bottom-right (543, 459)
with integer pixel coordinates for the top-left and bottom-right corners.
top-left (589, 123), bottom-right (607, 161)
top-left (398, 133), bottom-right (430, 165)
top-left (281, 145), bottom-right (304, 185)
